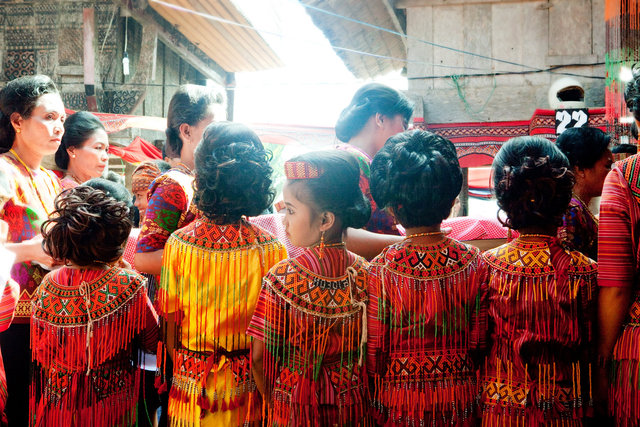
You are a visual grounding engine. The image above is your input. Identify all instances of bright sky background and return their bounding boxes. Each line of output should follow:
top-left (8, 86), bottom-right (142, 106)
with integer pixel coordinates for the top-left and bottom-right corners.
top-left (232, 0), bottom-right (407, 127)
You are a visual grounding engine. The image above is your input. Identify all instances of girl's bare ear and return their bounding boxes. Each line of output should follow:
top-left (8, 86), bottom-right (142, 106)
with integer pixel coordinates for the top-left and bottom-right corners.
top-left (318, 211), bottom-right (336, 232)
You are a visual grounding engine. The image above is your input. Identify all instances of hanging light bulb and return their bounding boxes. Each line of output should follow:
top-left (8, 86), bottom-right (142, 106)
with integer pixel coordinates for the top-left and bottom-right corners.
top-left (122, 51), bottom-right (130, 76)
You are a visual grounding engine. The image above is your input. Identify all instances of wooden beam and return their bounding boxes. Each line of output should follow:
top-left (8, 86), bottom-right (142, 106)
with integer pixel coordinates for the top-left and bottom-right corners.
top-left (396, 0), bottom-right (544, 8)
top-left (117, 0), bottom-right (226, 85)
top-left (381, 0), bottom-right (408, 51)
top-left (83, 7), bottom-right (98, 111)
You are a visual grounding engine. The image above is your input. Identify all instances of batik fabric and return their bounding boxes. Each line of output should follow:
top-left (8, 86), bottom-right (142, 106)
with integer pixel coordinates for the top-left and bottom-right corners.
top-left (247, 246), bottom-right (369, 426)
top-left (598, 154), bottom-right (640, 425)
top-left (558, 196), bottom-right (598, 260)
top-left (135, 164), bottom-right (197, 254)
top-left (158, 217), bottom-right (286, 426)
top-left (480, 236), bottom-right (597, 425)
top-left (30, 266), bottom-right (158, 427)
top-left (0, 151), bottom-right (61, 322)
top-left (367, 237), bottom-right (486, 426)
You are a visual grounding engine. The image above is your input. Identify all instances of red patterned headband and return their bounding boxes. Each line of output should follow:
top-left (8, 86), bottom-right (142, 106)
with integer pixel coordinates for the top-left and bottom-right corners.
top-left (284, 161), bottom-right (322, 179)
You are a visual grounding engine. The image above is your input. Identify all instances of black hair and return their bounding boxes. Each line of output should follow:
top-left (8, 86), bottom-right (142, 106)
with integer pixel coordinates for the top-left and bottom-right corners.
top-left (493, 136), bottom-right (574, 231)
top-left (287, 150), bottom-right (371, 230)
top-left (194, 122), bottom-right (274, 223)
top-left (555, 127), bottom-right (611, 170)
top-left (41, 186), bottom-right (132, 266)
top-left (166, 84), bottom-right (223, 158)
top-left (0, 75), bottom-right (59, 153)
top-left (84, 177), bottom-right (135, 223)
top-left (54, 111), bottom-right (106, 170)
top-left (335, 83), bottom-right (414, 143)
top-left (612, 143), bottom-right (638, 154)
top-left (371, 130), bottom-right (462, 228)
top-left (626, 64), bottom-right (640, 123)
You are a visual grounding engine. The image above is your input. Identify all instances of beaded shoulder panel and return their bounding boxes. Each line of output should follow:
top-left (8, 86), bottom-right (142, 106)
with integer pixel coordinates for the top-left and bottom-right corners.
top-left (170, 219), bottom-right (281, 251)
top-left (265, 256), bottom-right (368, 318)
top-left (483, 240), bottom-right (596, 277)
top-left (33, 268), bottom-right (145, 326)
top-left (371, 237), bottom-right (479, 279)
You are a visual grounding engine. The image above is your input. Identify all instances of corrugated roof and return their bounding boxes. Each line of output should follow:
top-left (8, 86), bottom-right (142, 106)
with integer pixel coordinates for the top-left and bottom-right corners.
top-left (150, 0), bottom-right (282, 72)
top-left (299, 0), bottom-right (406, 79)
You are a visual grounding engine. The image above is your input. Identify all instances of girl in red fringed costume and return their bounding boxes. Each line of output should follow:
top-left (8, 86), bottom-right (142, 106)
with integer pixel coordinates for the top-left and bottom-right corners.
top-left (157, 122), bottom-right (286, 426)
top-left (480, 137), bottom-right (597, 425)
top-left (30, 186), bottom-right (159, 427)
top-left (247, 150), bottom-right (371, 426)
top-left (597, 64), bottom-right (640, 426)
top-left (367, 130), bottom-right (487, 426)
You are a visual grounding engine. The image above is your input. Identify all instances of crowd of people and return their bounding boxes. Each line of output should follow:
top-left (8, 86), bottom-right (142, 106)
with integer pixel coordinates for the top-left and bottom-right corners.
top-left (0, 69), bottom-right (637, 427)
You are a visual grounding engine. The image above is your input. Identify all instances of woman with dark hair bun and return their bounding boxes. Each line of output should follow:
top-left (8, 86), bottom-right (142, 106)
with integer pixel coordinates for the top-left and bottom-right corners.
top-left (158, 122), bottom-right (286, 425)
top-left (135, 84), bottom-right (223, 276)
top-left (367, 130), bottom-right (486, 425)
top-left (31, 186), bottom-right (158, 426)
top-left (597, 63), bottom-right (640, 424)
top-left (0, 74), bottom-right (65, 425)
top-left (480, 136), bottom-right (597, 424)
top-left (55, 111), bottom-right (109, 189)
top-left (336, 82), bottom-right (414, 235)
top-left (556, 126), bottom-right (612, 259)
top-left (248, 150), bottom-right (371, 426)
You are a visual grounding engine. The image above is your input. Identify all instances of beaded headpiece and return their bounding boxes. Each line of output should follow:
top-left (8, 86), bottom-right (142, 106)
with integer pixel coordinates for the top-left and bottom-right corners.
top-left (284, 161), bottom-right (322, 179)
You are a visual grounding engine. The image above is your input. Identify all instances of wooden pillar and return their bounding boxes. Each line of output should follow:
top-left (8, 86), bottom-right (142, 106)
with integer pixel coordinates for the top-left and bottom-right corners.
top-left (83, 8), bottom-right (98, 111)
top-left (460, 167), bottom-right (469, 216)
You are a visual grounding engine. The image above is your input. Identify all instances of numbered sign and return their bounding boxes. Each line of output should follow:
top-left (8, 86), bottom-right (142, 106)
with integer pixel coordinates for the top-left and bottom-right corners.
top-left (555, 109), bottom-right (589, 135)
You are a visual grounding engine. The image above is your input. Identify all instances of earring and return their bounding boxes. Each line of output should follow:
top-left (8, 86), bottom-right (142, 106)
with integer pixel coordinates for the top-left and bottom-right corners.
top-left (15, 129), bottom-right (20, 134)
top-left (71, 154), bottom-right (76, 158)
top-left (319, 231), bottom-right (325, 259)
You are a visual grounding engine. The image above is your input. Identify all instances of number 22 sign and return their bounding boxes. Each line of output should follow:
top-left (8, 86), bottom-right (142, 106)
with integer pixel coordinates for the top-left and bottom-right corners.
top-left (555, 109), bottom-right (589, 135)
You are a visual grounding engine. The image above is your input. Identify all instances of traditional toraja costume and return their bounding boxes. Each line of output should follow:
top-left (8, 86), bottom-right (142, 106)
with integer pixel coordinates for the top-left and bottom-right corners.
top-left (598, 154), bottom-right (640, 424)
top-left (480, 236), bottom-right (597, 425)
top-left (135, 164), bottom-right (198, 255)
top-left (247, 246), bottom-right (369, 426)
top-left (336, 144), bottom-right (399, 235)
top-left (558, 195), bottom-right (598, 260)
top-left (366, 237), bottom-right (486, 426)
top-left (30, 266), bottom-right (158, 427)
top-left (60, 175), bottom-right (80, 190)
top-left (0, 149), bottom-right (61, 426)
top-left (0, 279), bottom-right (20, 426)
top-left (158, 217), bottom-right (286, 426)
top-left (246, 159), bottom-right (370, 426)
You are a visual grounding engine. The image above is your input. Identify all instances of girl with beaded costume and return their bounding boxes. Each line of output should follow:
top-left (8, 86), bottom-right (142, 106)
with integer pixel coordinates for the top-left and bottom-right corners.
top-left (367, 130), bottom-right (487, 426)
top-left (247, 150), bottom-right (371, 426)
top-left (30, 186), bottom-right (159, 427)
top-left (555, 126), bottom-right (612, 260)
top-left (480, 136), bottom-right (597, 425)
top-left (157, 122), bottom-right (286, 426)
top-left (0, 74), bottom-right (65, 426)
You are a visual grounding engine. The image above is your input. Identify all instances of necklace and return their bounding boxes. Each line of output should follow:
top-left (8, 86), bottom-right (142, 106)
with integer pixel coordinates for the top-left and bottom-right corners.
top-left (314, 242), bottom-right (346, 249)
top-left (405, 230), bottom-right (445, 239)
top-left (572, 192), bottom-right (598, 224)
top-left (517, 233), bottom-right (554, 241)
top-left (9, 149), bottom-right (54, 215)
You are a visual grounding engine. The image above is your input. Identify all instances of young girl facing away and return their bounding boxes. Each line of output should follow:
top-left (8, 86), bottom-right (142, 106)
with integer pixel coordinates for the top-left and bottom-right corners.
top-left (248, 150), bottom-right (371, 426)
top-left (158, 122), bottom-right (287, 426)
top-left (31, 186), bottom-right (159, 426)
top-left (367, 130), bottom-right (487, 426)
top-left (481, 136), bottom-right (597, 425)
